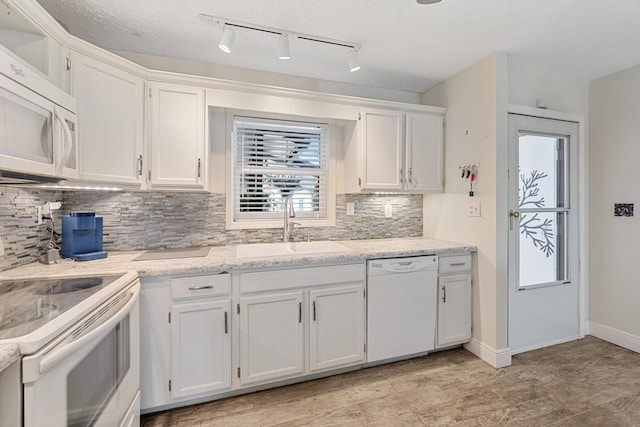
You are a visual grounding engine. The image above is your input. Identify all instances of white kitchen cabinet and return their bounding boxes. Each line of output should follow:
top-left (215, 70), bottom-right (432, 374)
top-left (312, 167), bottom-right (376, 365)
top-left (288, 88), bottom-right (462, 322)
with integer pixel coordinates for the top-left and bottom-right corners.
top-left (405, 111), bottom-right (443, 192)
top-left (147, 82), bottom-right (206, 190)
top-left (170, 274), bottom-right (232, 400)
top-left (171, 299), bottom-right (231, 399)
top-left (437, 255), bottom-right (472, 348)
top-left (346, 107), bottom-right (444, 193)
top-left (140, 273), bottom-right (232, 411)
top-left (237, 263), bottom-right (365, 387)
top-left (309, 284), bottom-right (365, 372)
top-left (359, 108), bottom-right (404, 191)
top-left (71, 51), bottom-right (145, 186)
top-left (238, 291), bottom-right (305, 386)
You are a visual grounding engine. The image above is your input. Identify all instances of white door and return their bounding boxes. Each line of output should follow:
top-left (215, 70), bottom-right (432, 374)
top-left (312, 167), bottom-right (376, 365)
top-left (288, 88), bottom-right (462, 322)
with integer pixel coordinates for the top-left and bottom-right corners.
top-left (405, 111), bottom-right (443, 192)
top-left (238, 291), bottom-right (304, 386)
top-left (309, 284), bottom-right (365, 372)
top-left (508, 114), bottom-right (580, 353)
top-left (171, 299), bottom-right (231, 399)
top-left (359, 108), bottom-right (403, 191)
top-left (72, 52), bottom-right (145, 185)
top-left (437, 274), bottom-right (472, 348)
top-left (148, 82), bottom-right (205, 189)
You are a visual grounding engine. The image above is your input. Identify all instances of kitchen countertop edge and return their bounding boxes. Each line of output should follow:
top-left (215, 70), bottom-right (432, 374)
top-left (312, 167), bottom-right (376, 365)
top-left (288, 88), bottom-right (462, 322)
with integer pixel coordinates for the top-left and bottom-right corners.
top-left (0, 238), bottom-right (476, 279)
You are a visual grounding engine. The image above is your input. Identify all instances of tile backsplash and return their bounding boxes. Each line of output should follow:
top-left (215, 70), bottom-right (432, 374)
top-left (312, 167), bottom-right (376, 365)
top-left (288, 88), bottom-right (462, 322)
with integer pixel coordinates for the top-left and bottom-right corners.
top-left (0, 187), bottom-right (63, 271)
top-left (0, 187), bottom-right (422, 271)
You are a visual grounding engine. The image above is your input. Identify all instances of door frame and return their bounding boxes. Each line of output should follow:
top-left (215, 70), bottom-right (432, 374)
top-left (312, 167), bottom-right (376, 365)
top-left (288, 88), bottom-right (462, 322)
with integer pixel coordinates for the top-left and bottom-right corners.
top-left (507, 104), bottom-right (588, 344)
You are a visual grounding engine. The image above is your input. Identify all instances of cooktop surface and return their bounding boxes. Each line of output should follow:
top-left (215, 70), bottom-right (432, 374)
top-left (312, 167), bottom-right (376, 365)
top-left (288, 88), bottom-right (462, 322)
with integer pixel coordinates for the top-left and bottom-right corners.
top-left (0, 274), bottom-right (123, 340)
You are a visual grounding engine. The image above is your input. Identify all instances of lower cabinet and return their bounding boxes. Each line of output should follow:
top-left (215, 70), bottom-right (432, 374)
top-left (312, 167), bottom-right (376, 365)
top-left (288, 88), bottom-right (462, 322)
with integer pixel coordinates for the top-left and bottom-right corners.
top-left (437, 255), bottom-right (472, 348)
top-left (140, 273), bottom-right (231, 411)
top-left (140, 257), bottom-right (473, 413)
top-left (171, 299), bottom-right (231, 399)
top-left (237, 263), bottom-right (366, 388)
top-left (309, 285), bottom-right (365, 372)
top-left (238, 291), bottom-right (305, 386)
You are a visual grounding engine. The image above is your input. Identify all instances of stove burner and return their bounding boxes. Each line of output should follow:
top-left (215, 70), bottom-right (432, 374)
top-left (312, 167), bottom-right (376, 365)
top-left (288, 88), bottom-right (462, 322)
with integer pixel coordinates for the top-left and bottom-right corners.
top-left (35, 277), bottom-right (104, 295)
top-left (0, 302), bottom-right (58, 331)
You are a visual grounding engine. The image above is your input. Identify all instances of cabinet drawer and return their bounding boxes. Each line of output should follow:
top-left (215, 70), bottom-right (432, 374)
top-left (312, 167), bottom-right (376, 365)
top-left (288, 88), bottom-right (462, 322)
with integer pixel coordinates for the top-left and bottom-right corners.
top-left (438, 255), bottom-right (472, 274)
top-left (171, 274), bottom-right (230, 300)
top-left (239, 264), bottom-right (365, 294)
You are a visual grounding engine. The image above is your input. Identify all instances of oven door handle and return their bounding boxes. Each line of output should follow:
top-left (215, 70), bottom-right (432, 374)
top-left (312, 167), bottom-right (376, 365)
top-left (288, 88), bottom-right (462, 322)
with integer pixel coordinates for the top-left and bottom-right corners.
top-left (39, 283), bottom-right (140, 375)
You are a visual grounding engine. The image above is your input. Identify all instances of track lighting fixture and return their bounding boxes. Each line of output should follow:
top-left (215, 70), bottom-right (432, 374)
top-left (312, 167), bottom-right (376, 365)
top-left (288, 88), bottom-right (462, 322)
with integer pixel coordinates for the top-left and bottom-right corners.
top-left (347, 49), bottom-right (360, 72)
top-left (218, 25), bottom-right (235, 53)
top-left (278, 34), bottom-right (291, 60)
top-left (201, 14), bottom-right (361, 71)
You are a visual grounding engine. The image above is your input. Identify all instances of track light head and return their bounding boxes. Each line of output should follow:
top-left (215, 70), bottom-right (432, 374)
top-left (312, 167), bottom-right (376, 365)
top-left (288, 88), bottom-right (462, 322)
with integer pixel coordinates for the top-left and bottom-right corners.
top-left (347, 49), bottom-right (360, 72)
top-left (278, 34), bottom-right (291, 60)
top-left (218, 25), bottom-right (235, 53)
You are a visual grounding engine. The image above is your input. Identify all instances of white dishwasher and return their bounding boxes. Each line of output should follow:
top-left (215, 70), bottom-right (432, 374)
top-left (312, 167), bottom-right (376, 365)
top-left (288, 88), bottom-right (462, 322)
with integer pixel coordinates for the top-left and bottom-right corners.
top-left (366, 255), bottom-right (438, 364)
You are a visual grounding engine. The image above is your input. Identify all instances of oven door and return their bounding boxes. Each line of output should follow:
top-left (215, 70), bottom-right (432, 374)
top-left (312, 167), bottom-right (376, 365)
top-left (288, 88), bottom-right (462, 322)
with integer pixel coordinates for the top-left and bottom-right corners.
top-left (22, 281), bottom-right (140, 427)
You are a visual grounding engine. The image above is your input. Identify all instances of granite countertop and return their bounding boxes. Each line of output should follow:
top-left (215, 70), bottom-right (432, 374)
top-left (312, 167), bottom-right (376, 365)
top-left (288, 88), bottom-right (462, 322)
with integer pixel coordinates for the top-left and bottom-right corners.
top-left (0, 343), bottom-right (19, 372)
top-left (0, 237), bottom-right (475, 370)
top-left (0, 238), bottom-right (475, 279)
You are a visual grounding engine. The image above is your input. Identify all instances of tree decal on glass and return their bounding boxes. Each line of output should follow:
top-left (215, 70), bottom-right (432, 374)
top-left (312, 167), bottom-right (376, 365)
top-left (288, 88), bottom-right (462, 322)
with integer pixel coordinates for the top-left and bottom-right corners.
top-left (519, 170), bottom-right (555, 257)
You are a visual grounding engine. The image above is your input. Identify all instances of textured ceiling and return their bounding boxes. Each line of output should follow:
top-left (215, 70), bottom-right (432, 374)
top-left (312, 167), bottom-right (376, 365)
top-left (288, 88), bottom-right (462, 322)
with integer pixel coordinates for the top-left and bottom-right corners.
top-left (35, 0), bottom-right (640, 94)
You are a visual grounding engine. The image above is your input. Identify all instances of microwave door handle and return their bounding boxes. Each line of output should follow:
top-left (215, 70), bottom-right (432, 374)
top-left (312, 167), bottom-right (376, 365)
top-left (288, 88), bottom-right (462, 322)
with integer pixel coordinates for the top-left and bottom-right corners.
top-left (38, 283), bottom-right (140, 376)
top-left (54, 107), bottom-right (73, 171)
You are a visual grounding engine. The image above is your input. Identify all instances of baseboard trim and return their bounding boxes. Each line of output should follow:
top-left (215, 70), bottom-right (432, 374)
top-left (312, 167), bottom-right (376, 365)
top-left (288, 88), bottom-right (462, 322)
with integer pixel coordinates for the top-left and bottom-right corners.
top-left (464, 338), bottom-right (512, 368)
top-left (509, 335), bottom-right (582, 356)
top-left (589, 321), bottom-right (640, 353)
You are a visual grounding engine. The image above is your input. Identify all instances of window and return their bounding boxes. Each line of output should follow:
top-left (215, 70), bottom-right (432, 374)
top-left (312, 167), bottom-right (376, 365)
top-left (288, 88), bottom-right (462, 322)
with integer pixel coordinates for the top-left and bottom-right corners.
top-left (230, 115), bottom-right (333, 228)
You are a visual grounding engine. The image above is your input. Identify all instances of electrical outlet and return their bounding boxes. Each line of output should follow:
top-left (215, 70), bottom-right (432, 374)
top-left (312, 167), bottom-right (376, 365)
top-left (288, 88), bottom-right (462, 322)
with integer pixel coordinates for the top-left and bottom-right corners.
top-left (346, 202), bottom-right (355, 216)
top-left (467, 202), bottom-right (481, 217)
top-left (384, 204), bottom-right (393, 218)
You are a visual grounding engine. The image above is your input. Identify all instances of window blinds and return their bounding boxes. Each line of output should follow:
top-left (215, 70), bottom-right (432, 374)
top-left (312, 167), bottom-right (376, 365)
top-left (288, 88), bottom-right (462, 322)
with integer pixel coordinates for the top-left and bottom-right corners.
top-left (233, 116), bottom-right (329, 221)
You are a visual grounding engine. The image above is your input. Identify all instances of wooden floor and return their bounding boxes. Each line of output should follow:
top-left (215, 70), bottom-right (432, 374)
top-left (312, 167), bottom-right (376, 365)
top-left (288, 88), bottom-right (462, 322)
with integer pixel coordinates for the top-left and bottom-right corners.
top-left (141, 336), bottom-right (640, 426)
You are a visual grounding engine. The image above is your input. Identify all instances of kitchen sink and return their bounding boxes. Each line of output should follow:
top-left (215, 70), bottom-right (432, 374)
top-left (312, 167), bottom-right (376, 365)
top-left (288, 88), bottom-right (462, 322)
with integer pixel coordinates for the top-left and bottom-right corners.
top-left (236, 241), bottom-right (353, 258)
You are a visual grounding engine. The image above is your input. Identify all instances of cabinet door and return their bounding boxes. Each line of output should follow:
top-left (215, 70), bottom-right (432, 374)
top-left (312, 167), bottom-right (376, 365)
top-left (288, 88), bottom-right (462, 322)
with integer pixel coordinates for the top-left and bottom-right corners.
top-left (71, 52), bottom-right (144, 185)
top-left (148, 82), bottom-right (205, 189)
top-left (239, 291), bottom-right (304, 386)
top-left (437, 274), bottom-right (472, 348)
top-left (359, 108), bottom-right (403, 191)
top-left (309, 284), bottom-right (365, 372)
top-left (171, 299), bottom-right (231, 399)
top-left (405, 111), bottom-right (443, 192)
top-left (139, 277), bottom-right (171, 410)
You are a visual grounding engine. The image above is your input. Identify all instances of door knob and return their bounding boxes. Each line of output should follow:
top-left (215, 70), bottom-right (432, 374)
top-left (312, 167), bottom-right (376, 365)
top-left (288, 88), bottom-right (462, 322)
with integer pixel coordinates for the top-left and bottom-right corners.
top-left (509, 209), bottom-right (520, 230)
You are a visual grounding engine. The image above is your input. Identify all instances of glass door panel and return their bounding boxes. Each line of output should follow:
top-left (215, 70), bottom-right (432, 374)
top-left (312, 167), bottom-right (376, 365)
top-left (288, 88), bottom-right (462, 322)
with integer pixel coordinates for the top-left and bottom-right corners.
top-left (516, 132), bottom-right (570, 289)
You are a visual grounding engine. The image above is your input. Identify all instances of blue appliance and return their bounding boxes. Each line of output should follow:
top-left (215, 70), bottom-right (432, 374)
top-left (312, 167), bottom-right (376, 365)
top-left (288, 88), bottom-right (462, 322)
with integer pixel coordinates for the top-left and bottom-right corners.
top-left (61, 211), bottom-right (108, 261)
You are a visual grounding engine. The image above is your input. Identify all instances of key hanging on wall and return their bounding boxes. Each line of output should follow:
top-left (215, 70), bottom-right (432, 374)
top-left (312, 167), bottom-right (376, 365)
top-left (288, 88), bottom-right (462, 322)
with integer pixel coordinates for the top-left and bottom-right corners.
top-left (459, 163), bottom-right (479, 197)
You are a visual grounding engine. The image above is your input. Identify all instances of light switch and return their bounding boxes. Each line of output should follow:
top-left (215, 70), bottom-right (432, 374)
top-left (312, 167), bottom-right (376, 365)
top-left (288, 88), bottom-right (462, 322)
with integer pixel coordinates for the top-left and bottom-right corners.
top-left (467, 202), bottom-right (481, 217)
top-left (384, 204), bottom-right (393, 218)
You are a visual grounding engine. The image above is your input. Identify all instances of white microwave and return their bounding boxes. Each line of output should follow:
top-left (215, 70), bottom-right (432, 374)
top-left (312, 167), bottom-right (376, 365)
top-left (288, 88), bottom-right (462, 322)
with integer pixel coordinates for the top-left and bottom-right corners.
top-left (0, 47), bottom-right (78, 183)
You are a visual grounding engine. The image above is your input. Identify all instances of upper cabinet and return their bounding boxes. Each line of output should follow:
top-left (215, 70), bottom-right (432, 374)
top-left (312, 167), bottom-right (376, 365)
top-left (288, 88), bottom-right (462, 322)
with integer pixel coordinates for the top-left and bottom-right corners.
top-left (405, 111), bottom-right (444, 192)
top-left (147, 82), bottom-right (207, 190)
top-left (359, 108), bottom-right (404, 191)
top-left (71, 52), bottom-right (145, 186)
top-left (345, 107), bottom-right (444, 193)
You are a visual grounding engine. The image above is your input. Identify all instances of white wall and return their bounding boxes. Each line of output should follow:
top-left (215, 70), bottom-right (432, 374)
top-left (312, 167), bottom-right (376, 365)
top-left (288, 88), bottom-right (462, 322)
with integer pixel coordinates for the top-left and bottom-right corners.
top-left (589, 64), bottom-right (640, 350)
top-left (508, 65), bottom-right (589, 115)
top-left (422, 53), bottom-right (508, 364)
top-left (117, 51), bottom-right (422, 105)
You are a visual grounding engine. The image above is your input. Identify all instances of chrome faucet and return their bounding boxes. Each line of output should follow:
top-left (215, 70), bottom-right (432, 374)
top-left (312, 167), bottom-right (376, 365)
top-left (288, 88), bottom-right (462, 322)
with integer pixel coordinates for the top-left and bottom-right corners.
top-left (283, 196), bottom-right (300, 242)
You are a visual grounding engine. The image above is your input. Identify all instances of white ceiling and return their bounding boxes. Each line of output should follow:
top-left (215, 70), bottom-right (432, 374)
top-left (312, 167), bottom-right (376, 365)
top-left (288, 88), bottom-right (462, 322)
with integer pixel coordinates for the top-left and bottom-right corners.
top-left (35, 0), bottom-right (640, 94)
